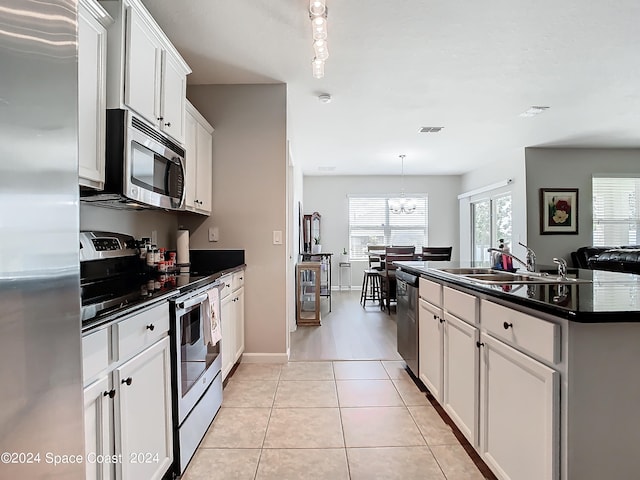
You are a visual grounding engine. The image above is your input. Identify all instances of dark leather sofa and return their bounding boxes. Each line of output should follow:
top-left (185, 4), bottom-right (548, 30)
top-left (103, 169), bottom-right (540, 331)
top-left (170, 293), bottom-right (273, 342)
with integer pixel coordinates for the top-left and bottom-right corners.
top-left (571, 246), bottom-right (640, 273)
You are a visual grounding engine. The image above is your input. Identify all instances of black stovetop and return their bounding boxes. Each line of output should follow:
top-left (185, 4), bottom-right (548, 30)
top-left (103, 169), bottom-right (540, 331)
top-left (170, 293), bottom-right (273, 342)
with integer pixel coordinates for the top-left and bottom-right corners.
top-left (81, 249), bottom-right (245, 331)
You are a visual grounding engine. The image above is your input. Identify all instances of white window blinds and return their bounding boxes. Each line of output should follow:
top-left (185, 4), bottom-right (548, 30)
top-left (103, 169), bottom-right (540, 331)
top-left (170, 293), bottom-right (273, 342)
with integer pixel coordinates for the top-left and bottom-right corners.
top-left (592, 176), bottom-right (640, 246)
top-left (348, 195), bottom-right (428, 260)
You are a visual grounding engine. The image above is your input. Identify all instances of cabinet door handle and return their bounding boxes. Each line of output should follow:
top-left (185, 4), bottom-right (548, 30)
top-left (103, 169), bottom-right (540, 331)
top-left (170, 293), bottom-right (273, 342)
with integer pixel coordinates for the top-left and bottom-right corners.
top-left (146, 324), bottom-right (155, 331)
top-left (240, 277), bottom-right (243, 280)
top-left (439, 317), bottom-right (445, 323)
top-left (476, 341), bottom-right (485, 348)
top-left (433, 314), bottom-right (438, 320)
top-left (103, 389), bottom-right (116, 399)
top-left (164, 122), bottom-right (171, 127)
top-left (503, 322), bottom-right (513, 330)
top-left (121, 377), bottom-right (133, 386)
top-left (226, 283), bottom-right (231, 288)
top-left (157, 116), bottom-right (163, 121)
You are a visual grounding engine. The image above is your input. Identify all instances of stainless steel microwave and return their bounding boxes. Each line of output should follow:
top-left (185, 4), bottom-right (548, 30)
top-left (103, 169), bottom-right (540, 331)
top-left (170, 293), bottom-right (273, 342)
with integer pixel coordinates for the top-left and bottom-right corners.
top-left (81, 109), bottom-right (186, 210)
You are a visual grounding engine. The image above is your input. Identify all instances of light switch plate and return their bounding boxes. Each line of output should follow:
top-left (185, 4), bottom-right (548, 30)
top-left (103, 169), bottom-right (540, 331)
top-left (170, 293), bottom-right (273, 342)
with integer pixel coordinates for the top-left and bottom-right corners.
top-left (273, 230), bottom-right (283, 245)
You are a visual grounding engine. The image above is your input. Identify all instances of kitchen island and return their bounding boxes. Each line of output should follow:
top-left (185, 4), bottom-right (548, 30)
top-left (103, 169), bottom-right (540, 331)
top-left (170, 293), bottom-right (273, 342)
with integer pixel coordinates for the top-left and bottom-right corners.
top-left (394, 261), bottom-right (640, 480)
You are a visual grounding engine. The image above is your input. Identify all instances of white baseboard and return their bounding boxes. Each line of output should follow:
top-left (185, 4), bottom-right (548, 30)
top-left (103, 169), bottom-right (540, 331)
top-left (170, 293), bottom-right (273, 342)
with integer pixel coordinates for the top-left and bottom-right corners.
top-left (241, 352), bottom-right (289, 364)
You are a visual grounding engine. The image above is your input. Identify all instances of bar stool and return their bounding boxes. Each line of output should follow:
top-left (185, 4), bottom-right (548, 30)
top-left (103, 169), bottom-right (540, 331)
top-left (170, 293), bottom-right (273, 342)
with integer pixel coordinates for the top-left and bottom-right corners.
top-left (360, 269), bottom-right (381, 306)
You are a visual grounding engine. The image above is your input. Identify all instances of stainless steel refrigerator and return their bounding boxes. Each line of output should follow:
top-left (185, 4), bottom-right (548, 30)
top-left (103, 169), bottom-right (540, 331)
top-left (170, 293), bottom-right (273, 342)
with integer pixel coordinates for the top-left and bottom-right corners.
top-left (0, 1), bottom-right (85, 478)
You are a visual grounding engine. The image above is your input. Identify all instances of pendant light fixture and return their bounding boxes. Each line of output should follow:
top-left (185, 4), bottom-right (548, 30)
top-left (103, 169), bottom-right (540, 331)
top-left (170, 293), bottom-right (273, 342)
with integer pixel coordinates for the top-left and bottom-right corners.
top-left (389, 155), bottom-right (416, 214)
top-left (309, 0), bottom-right (328, 78)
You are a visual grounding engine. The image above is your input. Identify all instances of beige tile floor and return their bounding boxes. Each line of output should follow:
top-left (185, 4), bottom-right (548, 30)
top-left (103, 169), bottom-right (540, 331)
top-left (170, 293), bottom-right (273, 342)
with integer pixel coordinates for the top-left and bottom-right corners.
top-left (289, 291), bottom-right (402, 361)
top-left (182, 361), bottom-right (492, 480)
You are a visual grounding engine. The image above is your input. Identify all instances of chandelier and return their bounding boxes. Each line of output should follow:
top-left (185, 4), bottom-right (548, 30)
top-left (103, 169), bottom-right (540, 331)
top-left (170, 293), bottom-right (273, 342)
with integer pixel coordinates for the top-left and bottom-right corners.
top-left (389, 155), bottom-right (416, 214)
top-left (309, 0), bottom-right (328, 78)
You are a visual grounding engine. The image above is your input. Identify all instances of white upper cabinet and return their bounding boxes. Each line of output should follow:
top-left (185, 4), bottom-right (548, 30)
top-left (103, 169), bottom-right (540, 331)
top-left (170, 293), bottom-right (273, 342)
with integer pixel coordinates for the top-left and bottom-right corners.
top-left (184, 108), bottom-right (198, 210)
top-left (124, 5), bottom-right (160, 125)
top-left (185, 101), bottom-right (213, 215)
top-left (101, 0), bottom-right (191, 144)
top-left (161, 53), bottom-right (187, 142)
top-left (78, 0), bottom-right (112, 189)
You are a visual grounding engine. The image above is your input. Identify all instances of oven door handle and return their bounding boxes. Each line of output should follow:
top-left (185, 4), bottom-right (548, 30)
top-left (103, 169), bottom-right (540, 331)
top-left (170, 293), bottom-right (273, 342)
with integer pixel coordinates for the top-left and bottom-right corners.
top-left (177, 293), bottom-right (209, 310)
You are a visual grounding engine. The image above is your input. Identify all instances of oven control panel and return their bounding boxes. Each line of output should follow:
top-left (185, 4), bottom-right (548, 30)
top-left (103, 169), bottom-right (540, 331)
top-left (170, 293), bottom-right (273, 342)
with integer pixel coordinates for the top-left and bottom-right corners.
top-left (80, 231), bottom-right (138, 262)
top-left (92, 238), bottom-right (122, 251)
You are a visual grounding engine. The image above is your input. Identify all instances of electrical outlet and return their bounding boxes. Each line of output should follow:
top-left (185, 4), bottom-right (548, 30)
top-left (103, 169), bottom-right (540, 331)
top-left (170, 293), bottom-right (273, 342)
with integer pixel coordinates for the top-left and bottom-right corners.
top-left (151, 230), bottom-right (157, 245)
top-left (208, 227), bottom-right (219, 242)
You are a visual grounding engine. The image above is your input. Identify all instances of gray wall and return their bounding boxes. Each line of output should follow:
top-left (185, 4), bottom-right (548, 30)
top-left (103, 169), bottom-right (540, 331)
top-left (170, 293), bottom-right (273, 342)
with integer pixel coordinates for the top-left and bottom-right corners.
top-left (525, 147), bottom-right (640, 265)
top-left (181, 84), bottom-right (288, 358)
top-left (303, 175), bottom-right (461, 287)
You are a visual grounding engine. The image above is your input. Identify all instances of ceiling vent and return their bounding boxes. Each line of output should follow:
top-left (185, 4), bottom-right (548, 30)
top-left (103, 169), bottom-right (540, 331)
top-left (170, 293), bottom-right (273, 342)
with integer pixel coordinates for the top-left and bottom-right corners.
top-left (419, 126), bottom-right (444, 133)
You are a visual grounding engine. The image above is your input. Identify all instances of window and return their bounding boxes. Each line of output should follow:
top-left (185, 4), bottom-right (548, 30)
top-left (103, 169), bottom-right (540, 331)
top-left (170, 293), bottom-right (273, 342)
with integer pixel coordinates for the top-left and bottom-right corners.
top-left (593, 176), bottom-right (640, 245)
top-left (471, 192), bottom-right (512, 262)
top-left (348, 195), bottom-right (428, 260)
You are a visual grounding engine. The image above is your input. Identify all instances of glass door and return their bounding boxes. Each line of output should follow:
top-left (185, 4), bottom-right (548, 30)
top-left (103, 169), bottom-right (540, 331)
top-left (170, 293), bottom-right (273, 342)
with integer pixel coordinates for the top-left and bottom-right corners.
top-left (471, 193), bottom-right (512, 263)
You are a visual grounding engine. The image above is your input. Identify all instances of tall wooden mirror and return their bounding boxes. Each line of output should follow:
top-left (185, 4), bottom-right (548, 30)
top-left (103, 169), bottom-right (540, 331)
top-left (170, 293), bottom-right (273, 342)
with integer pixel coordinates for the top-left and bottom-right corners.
top-left (303, 212), bottom-right (321, 253)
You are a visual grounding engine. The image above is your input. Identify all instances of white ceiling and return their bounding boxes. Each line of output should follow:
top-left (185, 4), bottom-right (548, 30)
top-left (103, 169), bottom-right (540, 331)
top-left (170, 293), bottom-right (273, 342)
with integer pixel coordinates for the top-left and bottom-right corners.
top-left (142, 0), bottom-right (640, 176)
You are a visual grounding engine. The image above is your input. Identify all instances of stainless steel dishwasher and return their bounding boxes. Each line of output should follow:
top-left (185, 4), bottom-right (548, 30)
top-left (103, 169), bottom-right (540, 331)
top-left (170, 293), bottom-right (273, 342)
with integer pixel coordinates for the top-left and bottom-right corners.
top-left (396, 269), bottom-right (419, 376)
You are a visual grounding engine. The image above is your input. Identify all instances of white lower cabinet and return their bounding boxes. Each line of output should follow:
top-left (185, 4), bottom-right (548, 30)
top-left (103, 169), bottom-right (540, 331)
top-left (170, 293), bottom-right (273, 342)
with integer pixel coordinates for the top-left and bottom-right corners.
top-left (418, 297), bottom-right (443, 401)
top-left (82, 302), bottom-right (173, 480)
top-left (234, 286), bottom-right (245, 362)
top-left (479, 332), bottom-right (559, 480)
top-left (220, 292), bottom-right (236, 380)
top-left (220, 270), bottom-right (245, 380)
top-left (115, 337), bottom-right (173, 480)
top-left (417, 279), bottom-right (560, 479)
top-left (443, 312), bottom-right (479, 445)
top-left (84, 375), bottom-right (112, 480)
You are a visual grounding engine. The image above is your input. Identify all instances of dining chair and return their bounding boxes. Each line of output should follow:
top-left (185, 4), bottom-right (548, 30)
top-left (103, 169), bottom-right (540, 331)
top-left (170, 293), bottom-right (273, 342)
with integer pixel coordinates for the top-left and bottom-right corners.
top-left (380, 253), bottom-right (414, 313)
top-left (386, 246), bottom-right (415, 256)
top-left (367, 245), bottom-right (387, 270)
top-left (421, 246), bottom-right (453, 261)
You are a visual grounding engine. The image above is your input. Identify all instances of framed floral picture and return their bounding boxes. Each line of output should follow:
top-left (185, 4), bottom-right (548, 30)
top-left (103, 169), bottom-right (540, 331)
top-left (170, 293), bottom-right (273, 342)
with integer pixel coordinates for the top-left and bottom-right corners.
top-left (540, 188), bottom-right (578, 234)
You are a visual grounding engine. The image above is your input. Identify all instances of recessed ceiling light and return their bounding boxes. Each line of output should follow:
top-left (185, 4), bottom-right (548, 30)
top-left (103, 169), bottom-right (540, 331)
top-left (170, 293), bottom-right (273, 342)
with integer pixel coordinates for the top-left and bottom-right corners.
top-left (519, 106), bottom-right (550, 117)
top-left (318, 166), bottom-right (336, 171)
top-left (419, 126), bottom-right (444, 133)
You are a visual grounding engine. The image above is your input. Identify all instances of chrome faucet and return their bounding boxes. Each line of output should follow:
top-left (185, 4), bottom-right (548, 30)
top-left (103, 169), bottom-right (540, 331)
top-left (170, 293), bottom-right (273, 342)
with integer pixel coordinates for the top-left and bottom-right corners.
top-left (486, 248), bottom-right (533, 272)
top-left (553, 257), bottom-right (568, 279)
top-left (518, 241), bottom-right (537, 273)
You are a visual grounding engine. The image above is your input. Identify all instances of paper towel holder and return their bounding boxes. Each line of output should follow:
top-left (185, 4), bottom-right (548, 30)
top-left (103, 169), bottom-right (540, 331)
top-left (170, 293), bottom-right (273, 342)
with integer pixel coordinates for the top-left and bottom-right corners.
top-left (177, 229), bottom-right (190, 273)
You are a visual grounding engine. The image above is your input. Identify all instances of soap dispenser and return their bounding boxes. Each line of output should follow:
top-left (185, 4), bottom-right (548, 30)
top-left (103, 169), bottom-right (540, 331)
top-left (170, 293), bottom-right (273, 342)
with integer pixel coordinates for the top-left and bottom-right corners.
top-left (502, 244), bottom-right (513, 271)
top-left (493, 239), bottom-right (505, 269)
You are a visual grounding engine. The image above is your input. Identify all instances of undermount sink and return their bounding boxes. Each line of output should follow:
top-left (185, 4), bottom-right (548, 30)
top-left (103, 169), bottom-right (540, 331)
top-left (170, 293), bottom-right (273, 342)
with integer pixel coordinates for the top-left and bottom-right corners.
top-left (436, 268), bottom-right (592, 285)
top-left (439, 268), bottom-right (499, 275)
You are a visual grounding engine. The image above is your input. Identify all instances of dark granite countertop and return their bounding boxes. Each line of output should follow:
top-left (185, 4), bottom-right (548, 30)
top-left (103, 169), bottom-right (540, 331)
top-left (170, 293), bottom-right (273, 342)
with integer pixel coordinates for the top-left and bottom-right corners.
top-left (81, 264), bottom-right (245, 334)
top-left (394, 261), bottom-right (640, 323)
